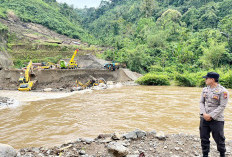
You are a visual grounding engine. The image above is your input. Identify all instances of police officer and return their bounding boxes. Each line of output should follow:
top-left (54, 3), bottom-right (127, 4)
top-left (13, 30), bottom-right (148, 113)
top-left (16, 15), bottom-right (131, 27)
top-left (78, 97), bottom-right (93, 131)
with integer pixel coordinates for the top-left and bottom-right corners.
top-left (200, 72), bottom-right (229, 157)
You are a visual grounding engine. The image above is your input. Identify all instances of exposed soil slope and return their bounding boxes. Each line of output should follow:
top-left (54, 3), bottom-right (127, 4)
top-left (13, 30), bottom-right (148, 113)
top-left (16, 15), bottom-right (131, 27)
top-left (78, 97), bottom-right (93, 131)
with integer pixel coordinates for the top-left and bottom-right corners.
top-left (0, 17), bottom-right (108, 68)
top-left (0, 29), bottom-right (13, 69)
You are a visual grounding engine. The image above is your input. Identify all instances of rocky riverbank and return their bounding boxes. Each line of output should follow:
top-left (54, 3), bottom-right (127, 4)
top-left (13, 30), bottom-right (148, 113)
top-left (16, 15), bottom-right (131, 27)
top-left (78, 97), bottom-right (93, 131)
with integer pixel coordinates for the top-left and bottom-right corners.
top-left (1, 129), bottom-right (231, 157)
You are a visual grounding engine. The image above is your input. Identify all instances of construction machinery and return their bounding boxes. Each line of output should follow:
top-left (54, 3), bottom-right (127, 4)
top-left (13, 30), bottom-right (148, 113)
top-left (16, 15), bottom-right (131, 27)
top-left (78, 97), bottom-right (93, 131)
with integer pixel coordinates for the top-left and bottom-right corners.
top-left (104, 61), bottom-right (126, 71)
top-left (18, 60), bottom-right (36, 91)
top-left (76, 77), bottom-right (106, 89)
top-left (60, 49), bottom-right (79, 69)
top-left (104, 63), bottom-right (119, 71)
top-left (40, 62), bottom-right (56, 69)
top-left (59, 60), bottom-right (67, 69)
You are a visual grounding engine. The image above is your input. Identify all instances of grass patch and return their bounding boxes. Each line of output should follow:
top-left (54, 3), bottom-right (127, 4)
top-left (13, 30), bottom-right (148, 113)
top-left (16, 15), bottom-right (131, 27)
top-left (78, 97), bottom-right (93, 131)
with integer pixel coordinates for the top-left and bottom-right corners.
top-left (0, 22), bottom-right (7, 31)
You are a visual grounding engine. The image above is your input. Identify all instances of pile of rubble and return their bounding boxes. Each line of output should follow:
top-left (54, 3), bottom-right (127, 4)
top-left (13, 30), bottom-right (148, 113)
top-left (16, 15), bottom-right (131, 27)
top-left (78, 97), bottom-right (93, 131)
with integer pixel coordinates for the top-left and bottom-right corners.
top-left (0, 96), bottom-right (17, 108)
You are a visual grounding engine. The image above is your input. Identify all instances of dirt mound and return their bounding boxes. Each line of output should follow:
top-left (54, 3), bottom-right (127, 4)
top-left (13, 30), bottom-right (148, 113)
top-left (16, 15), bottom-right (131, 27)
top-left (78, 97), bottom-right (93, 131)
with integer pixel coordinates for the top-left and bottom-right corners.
top-left (122, 69), bottom-right (143, 81)
top-left (77, 54), bottom-right (109, 69)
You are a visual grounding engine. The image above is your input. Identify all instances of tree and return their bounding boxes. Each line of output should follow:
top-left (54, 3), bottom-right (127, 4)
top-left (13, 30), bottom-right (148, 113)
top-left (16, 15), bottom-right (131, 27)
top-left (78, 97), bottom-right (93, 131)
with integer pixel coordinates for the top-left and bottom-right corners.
top-left (156, 9), bottom-right (182, 34)
top-left (199, 11), bottom-right (218, 29)
top-left (140, 0), bottom-right (156, 18)
top-left (42, 0), bottom-right (56, 3)
top-left (219, 15), bottom-right (232, 51)
top-left (199, 40), bottom-right (227, 68)
top-left (172, 43), bottom-right (194, 64)
top-left (218, 0), bottom-right (232, 17)
top-left (182, 7), bottom-right (199, 30)
top-left (197, 2), bottom-right (219, 29)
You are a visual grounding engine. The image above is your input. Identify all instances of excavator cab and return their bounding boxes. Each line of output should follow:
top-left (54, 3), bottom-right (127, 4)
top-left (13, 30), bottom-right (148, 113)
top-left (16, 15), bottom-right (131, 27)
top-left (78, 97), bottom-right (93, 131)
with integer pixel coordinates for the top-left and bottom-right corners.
top-left (18, 81), bottom-right (35, 91)
top-left (18, 76), bottom-right (26, 83)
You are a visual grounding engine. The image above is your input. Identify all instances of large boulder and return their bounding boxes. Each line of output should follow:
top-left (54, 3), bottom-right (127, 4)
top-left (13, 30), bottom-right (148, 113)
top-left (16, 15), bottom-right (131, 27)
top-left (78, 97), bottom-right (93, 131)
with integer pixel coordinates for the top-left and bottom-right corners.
top-left (0, 143), bottom-right (17, 157)
top-left (123, 129), bottom-right (147, 140)
top-left (107, 142), bottom-right (129, 157)
top-left (156, 131), bottom-right (166, 140)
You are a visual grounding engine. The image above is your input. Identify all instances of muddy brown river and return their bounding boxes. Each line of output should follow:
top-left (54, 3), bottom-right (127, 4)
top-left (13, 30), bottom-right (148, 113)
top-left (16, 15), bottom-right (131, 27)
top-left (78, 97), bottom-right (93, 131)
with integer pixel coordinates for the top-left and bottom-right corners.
top-left (0, 86), bottom-right (232, 149)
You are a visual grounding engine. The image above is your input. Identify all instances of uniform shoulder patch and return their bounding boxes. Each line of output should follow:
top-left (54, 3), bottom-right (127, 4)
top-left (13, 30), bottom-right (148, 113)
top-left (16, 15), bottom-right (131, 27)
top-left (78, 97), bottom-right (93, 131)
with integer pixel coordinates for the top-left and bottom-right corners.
top-left (224, 92), bottom-right (228, 99)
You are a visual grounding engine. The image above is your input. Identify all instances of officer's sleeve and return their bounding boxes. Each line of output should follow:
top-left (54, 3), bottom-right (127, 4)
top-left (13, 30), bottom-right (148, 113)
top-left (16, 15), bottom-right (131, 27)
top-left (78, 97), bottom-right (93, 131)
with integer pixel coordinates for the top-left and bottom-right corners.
top-left (209, 89), bottom-right (229, 119)
top-left (199, 89), bottom-right (206, 114)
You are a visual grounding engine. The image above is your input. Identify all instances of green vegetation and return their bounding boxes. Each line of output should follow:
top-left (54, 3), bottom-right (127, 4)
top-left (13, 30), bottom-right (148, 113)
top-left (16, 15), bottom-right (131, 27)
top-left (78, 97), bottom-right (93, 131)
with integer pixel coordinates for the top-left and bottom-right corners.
top-left (0, 7), bottom-right (6, 18)
top-left (9, 43), bottom-right (101, 68)
top-left (78, 0), bottom-right (232, 71)
top-left (0, 0), bottom-right (103, 68)
top-left (76, 0), bottom-right (232, 88)
top-left (13, 55), bottom-right (63, 68)
top-left (0, 22), bottom-right (7, 31)
top-left (0, 0), bottom-right (90, 40)
top-left (1, 0), bottom-right (232, 88)
top-left (136, 73), bottom-right (170, 86)
top-left (174, 72), bottom-right (206, 87)
top-left (137, 69), bottom-right (232, 88)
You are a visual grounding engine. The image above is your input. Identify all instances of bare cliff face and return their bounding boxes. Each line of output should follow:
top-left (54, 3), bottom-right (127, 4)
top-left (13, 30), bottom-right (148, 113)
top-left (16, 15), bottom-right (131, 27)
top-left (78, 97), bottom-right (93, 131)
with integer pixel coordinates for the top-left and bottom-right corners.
top-left (0, 29), bottom-right (13, 69)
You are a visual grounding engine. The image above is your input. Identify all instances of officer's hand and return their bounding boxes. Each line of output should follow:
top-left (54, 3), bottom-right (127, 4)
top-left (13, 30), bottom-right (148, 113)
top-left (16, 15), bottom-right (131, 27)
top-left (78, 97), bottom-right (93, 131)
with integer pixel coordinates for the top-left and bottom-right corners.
top-left (203, 114), bottom-right (212, 121)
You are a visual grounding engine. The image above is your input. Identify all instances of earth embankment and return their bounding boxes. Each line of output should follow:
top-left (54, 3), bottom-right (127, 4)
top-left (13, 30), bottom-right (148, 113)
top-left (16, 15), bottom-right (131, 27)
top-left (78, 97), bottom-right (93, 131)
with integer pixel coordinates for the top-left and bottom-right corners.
top-left (0, 68), bottom-right (142, 90)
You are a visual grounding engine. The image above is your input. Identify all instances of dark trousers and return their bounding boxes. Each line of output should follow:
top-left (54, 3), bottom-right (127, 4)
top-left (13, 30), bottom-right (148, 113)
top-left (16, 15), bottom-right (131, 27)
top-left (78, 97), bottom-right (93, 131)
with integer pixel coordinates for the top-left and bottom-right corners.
top-left (199, 117), bottom-right (226, 155)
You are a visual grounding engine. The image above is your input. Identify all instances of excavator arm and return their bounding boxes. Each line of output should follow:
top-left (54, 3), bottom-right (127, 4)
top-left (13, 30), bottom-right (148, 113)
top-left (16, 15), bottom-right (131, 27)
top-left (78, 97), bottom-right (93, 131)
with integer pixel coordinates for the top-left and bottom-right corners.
top-left (25, 60), bottom-right (32, 82)
top-left (18, 60), bottom-right (36, 91)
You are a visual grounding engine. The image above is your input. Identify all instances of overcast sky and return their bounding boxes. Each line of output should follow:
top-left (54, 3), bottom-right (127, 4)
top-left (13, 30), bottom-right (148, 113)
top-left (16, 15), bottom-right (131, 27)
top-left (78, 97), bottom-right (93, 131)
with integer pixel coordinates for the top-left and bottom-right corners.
top-left (56, 0), bottom-right (102, 8)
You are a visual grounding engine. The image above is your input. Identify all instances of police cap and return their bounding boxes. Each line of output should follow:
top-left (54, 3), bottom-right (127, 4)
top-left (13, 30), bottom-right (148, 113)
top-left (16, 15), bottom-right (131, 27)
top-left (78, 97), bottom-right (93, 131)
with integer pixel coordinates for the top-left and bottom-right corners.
top-left (202, 72), bottom-right (219, 79)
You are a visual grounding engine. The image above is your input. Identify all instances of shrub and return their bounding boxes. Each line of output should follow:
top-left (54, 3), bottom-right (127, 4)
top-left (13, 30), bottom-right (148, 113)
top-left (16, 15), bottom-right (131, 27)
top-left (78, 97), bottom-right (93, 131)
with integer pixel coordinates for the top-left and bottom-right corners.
top-left (149, 64), bottom-right (163, 72)
top-left (194, 71), bottom-right (207, 87)
top-left (136, 73), bottom-right (170, 85)
top-left (174, 71), bottom-right (208, 87)
top-left (174, 73), bottom-right (196, 87)
top-left (0, 8), bottom-right (7, 18)
top-left (197, 77), bottom-right (206, 87)
top-left (220, 71), bottom-right (232, 88)
top-left (0, 22), bottom-right (7, 31)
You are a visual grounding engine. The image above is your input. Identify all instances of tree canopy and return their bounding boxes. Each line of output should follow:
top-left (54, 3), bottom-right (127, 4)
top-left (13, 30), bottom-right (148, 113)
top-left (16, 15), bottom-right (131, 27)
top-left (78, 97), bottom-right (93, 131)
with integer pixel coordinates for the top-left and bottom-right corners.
top-left (78, 0), bottom-right (232, 73)
top-left (1, 0), bottom-right (232, 74)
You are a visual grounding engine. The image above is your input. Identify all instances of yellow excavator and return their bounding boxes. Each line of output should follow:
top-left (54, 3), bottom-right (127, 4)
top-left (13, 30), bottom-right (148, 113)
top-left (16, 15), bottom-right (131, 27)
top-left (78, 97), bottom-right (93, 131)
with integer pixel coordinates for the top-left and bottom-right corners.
top-left (40, 62), bottom-right (56, 69)
top-left (76, 77), bottom-right (106, 89)
top-left (18, 60), bottom-right (36, 91)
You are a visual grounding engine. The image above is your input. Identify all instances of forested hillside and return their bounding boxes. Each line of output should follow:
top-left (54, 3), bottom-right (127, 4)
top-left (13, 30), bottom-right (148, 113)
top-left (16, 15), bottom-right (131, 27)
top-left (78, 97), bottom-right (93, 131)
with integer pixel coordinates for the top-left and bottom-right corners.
top-left (78, 0), bottom-right (232, 75)
top-left (0, 0), bottom-right (90, 41)
top-left (0, 0), bottom-right (103, 67)
top-left (1, 0), bottom-right (232, 87)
